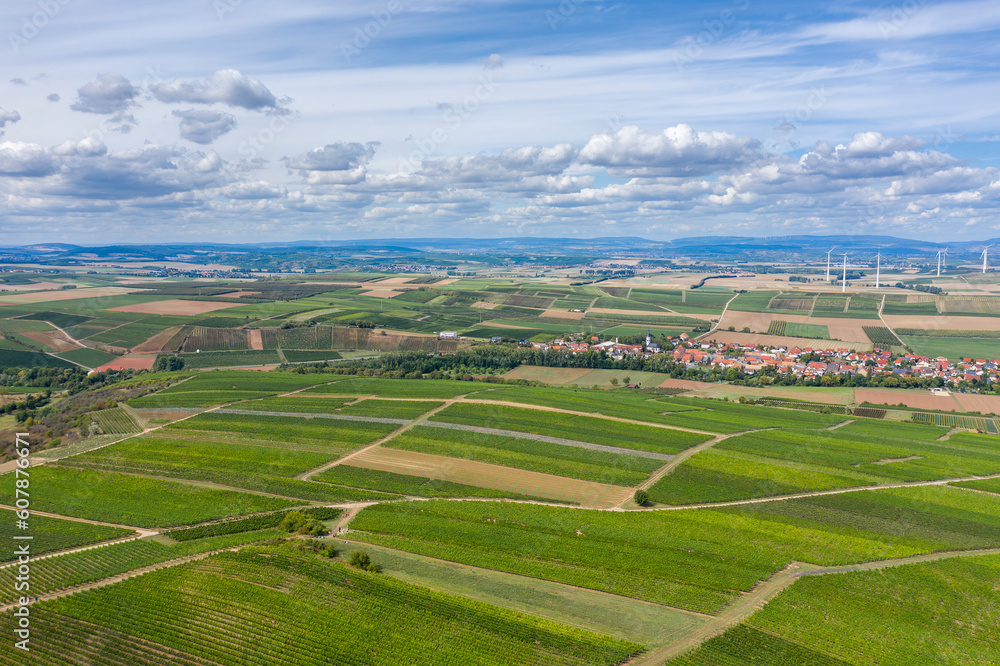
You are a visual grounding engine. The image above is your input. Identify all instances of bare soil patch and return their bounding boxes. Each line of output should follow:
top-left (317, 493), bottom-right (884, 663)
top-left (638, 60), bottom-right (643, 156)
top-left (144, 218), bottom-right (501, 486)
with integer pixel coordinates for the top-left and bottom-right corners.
top-left (95, 355), bottom-right (157, 372)
top-left (704, 331), bottom-right (871, 351)
top-left (855, 388), bottom-right (961, 411)
top-left (470, 301), bottom-right (498, 310)
top-left (0, 287), bottom-right (135, 303)
top-left (503, 366), bottom-right (594, 384)
top-left (352, 447), bottom-right (632, 508)
top-left (955, 393), bottom-right (1000, 416)
top-left (360, 290), bottom-right (403, 298)
top-left (883, 315), bottom-right (1000, 331)
top-left (109, 300), bottom-right (245, 316)
top-left (718, 312), bottom-right (809, 331)
top-left (20, 329), bottom-right (82, 352)
top-left (248, 329), bottom-right (263, 350)
top-left (132, 325), bottom-right (186, 353)
top-left (541, 309), bottom-right (585, 319)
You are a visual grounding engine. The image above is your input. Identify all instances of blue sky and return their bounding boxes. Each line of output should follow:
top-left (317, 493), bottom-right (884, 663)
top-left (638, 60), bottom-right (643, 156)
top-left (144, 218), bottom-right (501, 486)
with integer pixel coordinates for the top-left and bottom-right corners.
top-left (0, 0), bottom-right (998, 244)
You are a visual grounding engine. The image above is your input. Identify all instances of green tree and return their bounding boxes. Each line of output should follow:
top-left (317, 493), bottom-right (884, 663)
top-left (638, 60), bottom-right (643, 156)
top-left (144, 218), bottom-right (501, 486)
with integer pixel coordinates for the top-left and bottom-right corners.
top-left (634, 489), bottom-right (650, 506)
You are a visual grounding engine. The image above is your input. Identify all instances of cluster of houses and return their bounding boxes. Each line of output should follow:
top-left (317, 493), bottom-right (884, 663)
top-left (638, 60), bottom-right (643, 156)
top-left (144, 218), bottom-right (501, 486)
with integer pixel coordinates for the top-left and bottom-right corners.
top-left (539, 333), bottom-right (999, 385)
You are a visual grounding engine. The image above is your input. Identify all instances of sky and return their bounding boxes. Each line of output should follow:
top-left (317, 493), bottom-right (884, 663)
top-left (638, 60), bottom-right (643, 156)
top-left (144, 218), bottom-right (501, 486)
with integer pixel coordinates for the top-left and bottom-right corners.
top-left (0, 0), bottom-right (999, 245)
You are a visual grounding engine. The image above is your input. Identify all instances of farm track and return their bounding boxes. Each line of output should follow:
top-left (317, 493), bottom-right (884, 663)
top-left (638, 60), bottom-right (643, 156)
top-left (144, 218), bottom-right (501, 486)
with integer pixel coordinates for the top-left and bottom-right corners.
top-left (643, 545), bottom-right (1000, 663)
top-left (295, 397), bottom-right (462, 481)
top-left (455, 398), bottom-right (717, 436)
top-left (622, 428), bottom-right (773, 507)
top-left (697, 292), bottom-right (739, 340)
top-left (0, 530), bottom-right (157, 570)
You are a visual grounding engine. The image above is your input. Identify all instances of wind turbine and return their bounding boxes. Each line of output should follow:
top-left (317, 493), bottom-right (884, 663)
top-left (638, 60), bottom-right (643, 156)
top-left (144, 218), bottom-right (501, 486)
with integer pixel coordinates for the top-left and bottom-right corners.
top-left (825, 247), bottom-right (836, 282)
top-left (841, 253), bottom-right (848, 293)
top-left (984, 246), bottom-right (991, 274)
top-left (874, 251), bottom-right (881, 289)
top-left (935, 248), bottom-right (948, 277)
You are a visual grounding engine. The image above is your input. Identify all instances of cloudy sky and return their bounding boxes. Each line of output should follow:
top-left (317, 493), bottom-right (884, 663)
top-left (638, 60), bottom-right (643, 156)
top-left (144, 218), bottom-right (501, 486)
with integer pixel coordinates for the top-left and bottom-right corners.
top-left (1, 0), bottom-right (998, 244)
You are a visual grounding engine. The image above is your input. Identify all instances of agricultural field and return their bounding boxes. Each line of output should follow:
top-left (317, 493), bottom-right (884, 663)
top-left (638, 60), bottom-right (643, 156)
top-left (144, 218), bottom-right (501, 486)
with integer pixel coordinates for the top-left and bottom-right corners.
top-left (28, 466), bottom-right (300, 527)
top-left (0, 514), bottom-right (133, 561)
top-left (6, 265), bottom-right (1000, 662)
top-left (672, 554), bottom-right (1000, 665)
top-left (347, 485), bottom-right (1000, 614)
top-left (0, 546), bottom-right (641, 666)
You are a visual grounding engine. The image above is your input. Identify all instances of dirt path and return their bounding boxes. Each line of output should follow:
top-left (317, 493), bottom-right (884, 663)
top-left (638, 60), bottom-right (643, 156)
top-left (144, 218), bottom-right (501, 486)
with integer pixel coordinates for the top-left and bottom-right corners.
top-left (622, 429), bottom-right (771, 508)
top-left (697, 292), bottom-right (740, 340)
top-left (422, 420), bottom-right (675, 461)
top-left (0, 530), bottom-right (157, 570)
top-left (644, 470), bottom-right (1000, 512)
top-left (0, 504), bottom-right (152, 532)
top-left (826, 419), bottom-right (855, 430)
top-left (215, 408), bottom-right (409, 425)
top-left (0, 547), bottom-right (243, 613)
top-left (457, 398), bottom-right (717, 437)
top-left (645, 544), bottom-right (1000, 663)
top-left (296, 397), bottom-right (462, 481)
top-left (630, 562), bottom-right (807, 664)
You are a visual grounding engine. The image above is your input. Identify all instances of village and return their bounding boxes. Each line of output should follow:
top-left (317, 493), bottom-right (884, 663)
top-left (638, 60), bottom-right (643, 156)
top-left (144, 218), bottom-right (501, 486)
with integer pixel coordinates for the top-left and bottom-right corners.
top-left (538, 332), bottom-right (1000, 389)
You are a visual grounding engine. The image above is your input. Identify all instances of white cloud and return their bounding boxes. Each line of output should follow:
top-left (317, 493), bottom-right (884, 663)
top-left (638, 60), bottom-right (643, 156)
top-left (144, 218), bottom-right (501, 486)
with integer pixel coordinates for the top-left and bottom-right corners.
top-left (150, 69), bottom-right (285, 112)
top-left (172, 109), bottom-right (238, 144)
top-left (578, 124), bottom-right (763, 176)
top-left (285, 142), bottom-right (379, 171)
top-left (70, 73), bottom-right (138, 114)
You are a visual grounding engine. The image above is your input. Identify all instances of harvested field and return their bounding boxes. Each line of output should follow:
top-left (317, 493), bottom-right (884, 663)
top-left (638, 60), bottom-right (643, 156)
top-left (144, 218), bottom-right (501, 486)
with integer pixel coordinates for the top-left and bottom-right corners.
top-left (667, 381), bottom-right (852, 405)
top-left (94, 355), bottom-right (157, 372)
top-left (882, 315), bottom-right (1000, 331)
top-left (955, 393), bottom-right (1000, 416)
top-left (656, 378), bottom-right (713, 391)
top-left (717, 312), bottom-right (809, 332)
top-left (503, 366), bottom-right (594, 384)
top-left (248, 328), bottom-right (263, 350)
top-left (349, 446), bottom-right (632, 508)
top-left (703, 331), bottom-right (872, 351)
top-left (131, 325), bottom-right (185, 353)
top-left (806, 318), bottom-right (873, 343)
top-left (541, 309), bottom-right (585, 319)
top-left (854, 388), bottom-right (962, 412)
top-left (371, 277), bottom-right (418, 287)
top-left (108, 299), bottom-right (245, 316)
top-left (20, 329), bottom-right (82, 352)
top-left (470, 301), bottom-right (498, 310)
top-left (0, 287), bottom-right (134, 303)
top-left (361, 290), bottom-right (404, 298)
top-left (588, 307), bottom-right (701, 318)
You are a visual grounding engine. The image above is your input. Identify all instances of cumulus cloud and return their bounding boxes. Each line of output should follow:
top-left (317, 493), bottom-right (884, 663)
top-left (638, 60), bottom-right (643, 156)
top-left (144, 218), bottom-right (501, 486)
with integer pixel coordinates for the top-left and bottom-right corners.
top-left (221, 181), bottom-right (286, 199)
top-left (0, 109), bottom-right (21, 128)
top-left (151, 69), bottom-right (285, 112)
top-left (285, 142), bottom-right (379, 171)
top-left (52, 137), bottom-right (107, 158)
top-left (172, 109), bottom-right (238, 144)
top-left (579, 124), bottom-right (764, 176)
top-left (0, 142), bottom-right (56, 177)
top-left (70, 73), bottom-right (139, 114)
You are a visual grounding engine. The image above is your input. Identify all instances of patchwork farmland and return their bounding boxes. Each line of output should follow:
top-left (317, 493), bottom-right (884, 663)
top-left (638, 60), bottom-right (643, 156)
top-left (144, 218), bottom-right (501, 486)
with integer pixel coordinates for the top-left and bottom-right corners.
top-left (4, 367), bottom-right (1000, 663)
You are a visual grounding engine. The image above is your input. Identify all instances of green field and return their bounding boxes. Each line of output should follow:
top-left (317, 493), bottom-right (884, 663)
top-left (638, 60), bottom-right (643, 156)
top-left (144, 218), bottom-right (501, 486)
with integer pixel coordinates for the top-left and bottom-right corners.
top-left (6, 546), bottom-right (642, 666)
top-left (28, 466), bottom-right (300, 527)
top-left (386, 425), bottom-right (661, 485)
top-left (432, 402), bottom-right (710, 454)
top-left (55, 346), bottom-right (120, 367)
top-left (672, 554), bottom-right (1000, 665)
top-left (0, 514), bottom-right (132, 561)
top-left (302, 376), bottom-right (491, 398)
top-left (165, 412), bottom-right (397, 450)
top-left (901, 335), bottom-right (1000, 360)
top-left (348, 486), bottom-right (1000, 613)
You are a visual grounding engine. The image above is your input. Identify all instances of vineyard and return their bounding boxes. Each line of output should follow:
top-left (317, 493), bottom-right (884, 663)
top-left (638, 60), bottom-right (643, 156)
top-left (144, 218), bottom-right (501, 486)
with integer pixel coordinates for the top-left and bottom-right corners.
top-left (181, 326), bottom-right (251, 351)
top-left (0, 515), bottom-right (132, 561)
top-left (766, 320), bottom-right (787, 336)
top-left (861, 326), bottom-right (902, 346)
top-left (92, 407), bottom-right (142, 434)
top-left (911, 411), bottom-right (998, 432)
top-left (7, 547), bottom-right (642, 666)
